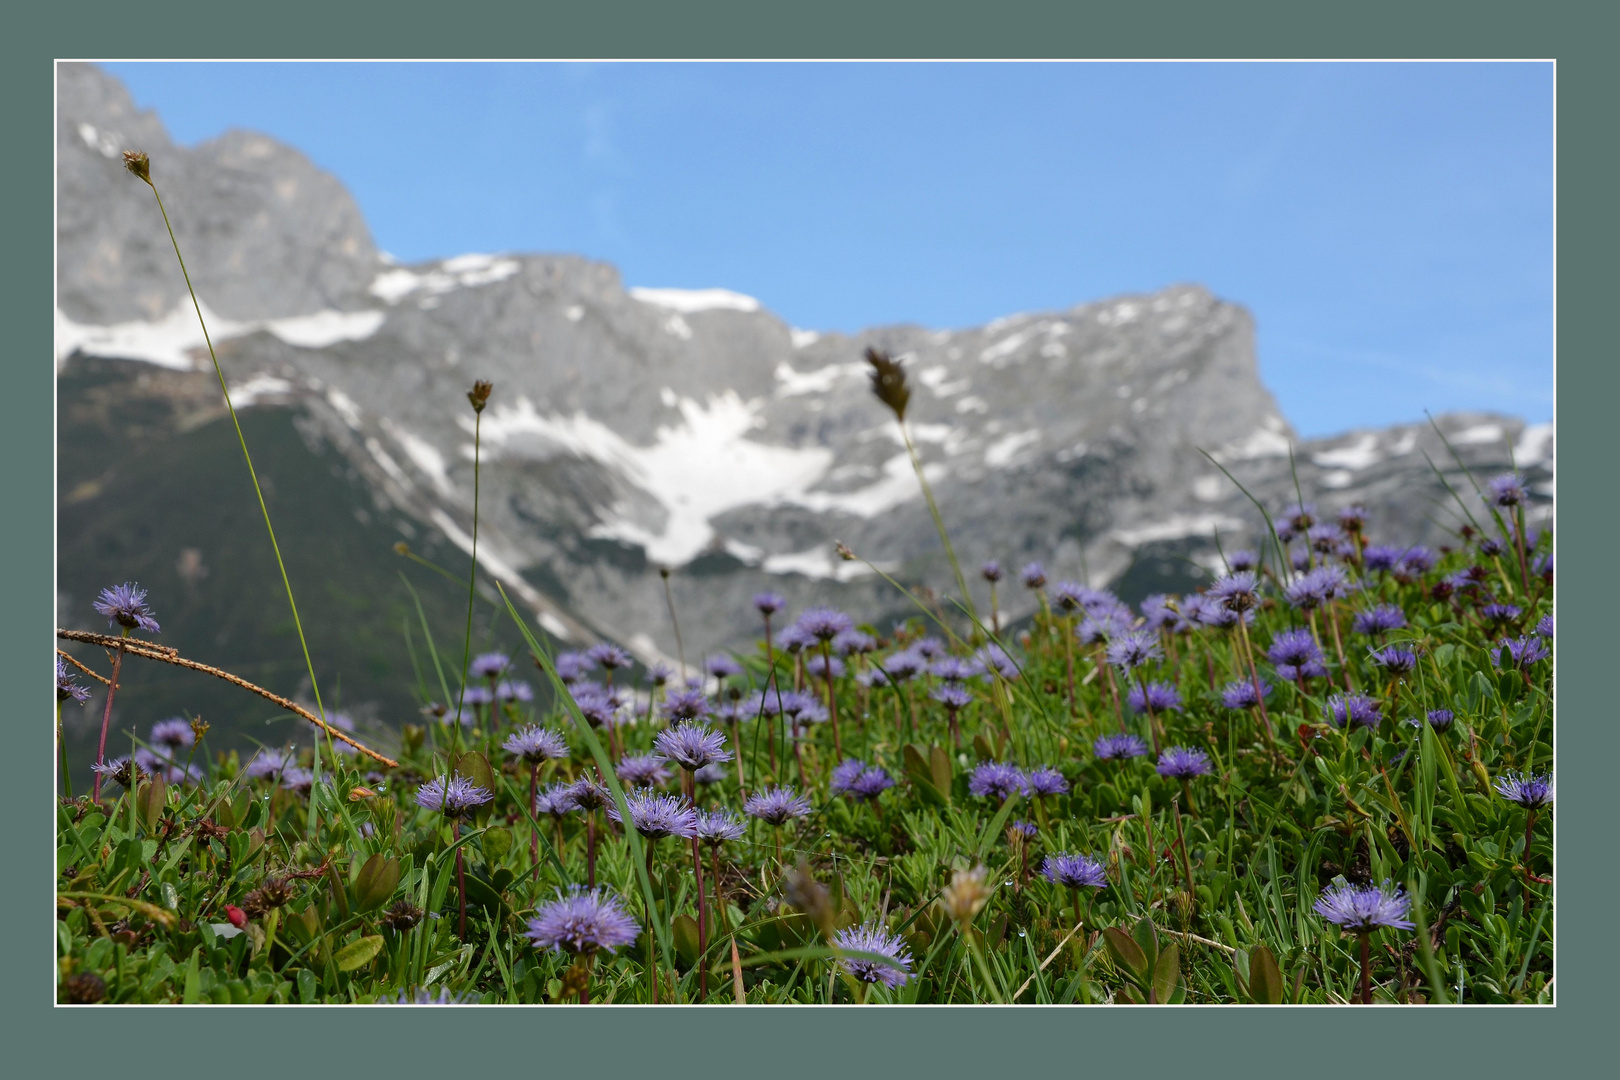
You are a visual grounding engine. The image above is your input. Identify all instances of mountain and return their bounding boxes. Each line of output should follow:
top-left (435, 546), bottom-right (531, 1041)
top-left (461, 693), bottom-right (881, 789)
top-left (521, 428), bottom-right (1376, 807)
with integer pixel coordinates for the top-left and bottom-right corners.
top-left (54, 63), bottom-right (1554, 759)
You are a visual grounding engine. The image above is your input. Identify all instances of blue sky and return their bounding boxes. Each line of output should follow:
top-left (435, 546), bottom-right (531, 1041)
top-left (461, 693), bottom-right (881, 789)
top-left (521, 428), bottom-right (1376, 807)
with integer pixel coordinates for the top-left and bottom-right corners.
top-left (100, 61), bottom-right (1552, 437)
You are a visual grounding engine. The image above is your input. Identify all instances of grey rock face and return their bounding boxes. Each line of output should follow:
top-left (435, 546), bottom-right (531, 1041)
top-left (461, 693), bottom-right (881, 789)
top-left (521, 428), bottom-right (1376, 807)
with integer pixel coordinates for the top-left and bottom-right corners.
top-left (56, 62), bottom-right (1553, 672)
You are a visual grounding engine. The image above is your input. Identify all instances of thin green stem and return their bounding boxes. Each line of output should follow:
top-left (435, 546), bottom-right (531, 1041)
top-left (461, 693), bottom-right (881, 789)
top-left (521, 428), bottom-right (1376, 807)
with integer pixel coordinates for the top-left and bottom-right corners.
top-left (453, 410), bottom-right (484, 760)
top-left (899, 423), bottom-right (976, 620)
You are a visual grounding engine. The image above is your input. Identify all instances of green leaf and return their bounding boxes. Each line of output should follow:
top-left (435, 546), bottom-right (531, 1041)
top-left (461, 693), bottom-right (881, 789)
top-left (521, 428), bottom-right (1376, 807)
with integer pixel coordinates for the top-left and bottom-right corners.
top-left (902, 745), bottom-right (948, 807)
top-left (1151, 941), bottom-right (1180, 1004)
top-left (1131, 916), bottom-right (1160, 973)
top-left (972, 733), bottom-right (996, 761)
top-left (297, 967), bottom-right (319, 1004)
top-left (1247, 944), bottom-right (1283, 1004)
top-left (334, 934), bottom-right (384, 973)
top-left (480, 825), bottom-right (513, 865)
top-left (135, 775), bottom-right (166, 834)
top-left (929, 744), bottom-right (954, 795)
top-left (672, 914), bottom-right (701, 968)
top-left (1102, 926), bottom-right (1146, 975)
top-left (352, 853), bottom-right (401, 913)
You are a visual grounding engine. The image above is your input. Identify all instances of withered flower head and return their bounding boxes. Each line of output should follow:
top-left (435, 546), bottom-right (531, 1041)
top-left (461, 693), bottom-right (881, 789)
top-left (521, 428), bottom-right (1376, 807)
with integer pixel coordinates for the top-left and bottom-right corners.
top-left (835, 541), bottom-right (856, 562)
top-left (61, 971), bottom-right (107, 1004)
top-left (938, 864), bottom-right (991, 927)
top-left (865, 347), bottom-right (910, 422)
top-left (122, 150), bottom-right (151, 184)
top-left (394, 541), bottom-right (411, 556)
top-left (379, 898), bottom-right (425, 933)
top-left (782, 860), bottom-right (833, 936)
top-left (190, 717), bottom-right (210, 741)
top-left (467, 380), bottom-right (493, 413)
top-left (242, 875), bottom-right (298, 918)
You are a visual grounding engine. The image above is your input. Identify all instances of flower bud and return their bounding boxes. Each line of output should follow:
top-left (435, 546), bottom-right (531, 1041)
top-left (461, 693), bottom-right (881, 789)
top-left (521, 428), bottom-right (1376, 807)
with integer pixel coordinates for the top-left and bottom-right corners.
top-left (122, 150), bottom-right (151, 185)
top-left (467, 380), bottom-right (493, 413)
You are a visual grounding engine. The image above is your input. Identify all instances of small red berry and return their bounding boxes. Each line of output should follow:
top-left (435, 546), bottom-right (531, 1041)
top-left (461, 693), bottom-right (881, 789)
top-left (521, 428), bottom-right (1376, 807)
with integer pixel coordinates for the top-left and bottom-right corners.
top-left (225, 905), bottom-right (247, 928)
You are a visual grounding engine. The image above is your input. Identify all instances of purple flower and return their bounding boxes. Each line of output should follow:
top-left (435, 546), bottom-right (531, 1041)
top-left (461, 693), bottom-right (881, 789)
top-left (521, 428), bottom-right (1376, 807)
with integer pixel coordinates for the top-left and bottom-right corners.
top-left (462, 685), bottom-right (494, 706)
top-left (1021, 562), bottom-right (1047, 590)
top-left (1094, 733), bottom-right (1149, 760)
top-left (1052, 581), bottom-right (1088, 612)
top-left (1010, 819), bottom-right (1039, 839)
top-left (912, 637), bottom-right (948, 659)
top-left (1041, 853), bottom-right (1108, 890)
top-left (469, 651), bottom-right (510, 679)
top-left (1076, 610), bottom-right (1131, 646)
top-left (1477, 538), bottom-right (1505, 557)
top-left (833, 921), bottom-right (914, 988)
top-left (56, 657), bottom-right (92, 705)
top-left (150, 718), bottom-right (195, 750)
top-left (1535, 615), bottom-right (1553, 639)
top-left (1394, 547), bottom-right (1436, 579)
top-left (1407, 709), bottom-right (1455, 733)
top-left (1314, 880), bottom-right (1414, 932)
top-left (744, 786), bottom-right (812, 825)
top-left (1338, 505), bottom-right (1367, 533)
top-left (281, 767), bottom-right (315, 796)
top-left (1492, 635), bottom-right (1550, 672)
top-left (415, 775), bottom-right (494, 817)
top-left (653, 721), bottom-right (732, 771)
top-left (1228, 549), bottom-right (1257, 572)
top-left (832, 759), bottom-right (895, 801)
top-left (503, 726), bottom-right (569, 764)
top-left (1369, 646), bottom-right (1418, 675)
top-left (93, 582), bottom-right (160, 634)
top-left (880, 650), bottom-right (926, 682)
top-left (856, 668), bottom-right (890, 689)
top-left (1480, 603), bottom-right (1523, 628)
top-left (968, 761), bottom-right (1029, 801)
top-left (1139, 594), bottom-right (1181, 633)
top-left (615, 753), bottom-right (672, 788)
top-left (568, 777), bottom-right (612, 812)
top-left (535, 782), bottom-right (580, 818)
top-left (661, 687), bottom-right (712, 723)
top-left (1325, 693), bottom-right (1382, 730)
top-left (385, 987), bottom-right (473, 1004)
top-left (1307, 524), bottom-right (1341, 553)
top-left (586, 643), bottom-right (633, 671)
top-left (704, 654), bottom-right (743, 680)
top-left (1155, 747), bottom-right (1211, 779)
top-left (1353, 605), bottom-right (1407, 637)
top-left (1026, 767), bottom-right (1070, 797)
top-left (1210, 572), bottom-right (1260, 613)
top-left (495, 680), bottom-right (533, 703)
top-left (695, 809), bottom-right (747, 846)
top-left (797, 607), bottom-right (854, 642)
top-left (930, 682), bottom-right (973, 711)
top-left (91, 756), bottom-right (142, 788)
top-left (806, 653), bottom-right (846, 680)
top-left (1486, 472), bottom-right (1527, 508)
top-left (753, 592), bottom-right (786, 616)
top-left (1126, 681), bottom-right (1182, 714)
top-left (980, 560), bottom-right (1004, 583)
top-left (1221, 679), bottom-right (1271, 709)
top-left (1267, 629), bottom-right (1323, 670)
top-left (525, 888), bottom-right (641, 955)
top-left (245, 747), bottom-right (293, 779)
top-left (1106, 630), bottom-right (1162, 672)
top-left (1282, 502), bottom-right (1317, 531)
top-left (607, 790), bottom-right (699, 839)
top-left (776, 624), bottom-right (815, 653)
top-left (973, 644), bottom-right (1021, 680)
top-left (1285, 566), bottom-right (1349, 610)
top-left (1493, 770), bottom-right (1553, 809)
top-left (930, 656), bottom-right (976, 682)
top-left (1291, 549), bottom-right (1311, 572)
top-left (644, 661), bottom-right (675, 687)
top-left (1363, 545), bottom-right (1401, 573)
top-left (834, 630), bottom-right (877, 657)
top-left (555, 651), bottom-right (591, 683)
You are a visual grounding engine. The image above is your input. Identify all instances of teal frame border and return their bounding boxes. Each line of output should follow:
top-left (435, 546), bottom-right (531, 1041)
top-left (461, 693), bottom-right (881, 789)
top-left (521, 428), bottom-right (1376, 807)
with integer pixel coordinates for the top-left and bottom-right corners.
top-left (7, 1), bottom-right (1608, 1074)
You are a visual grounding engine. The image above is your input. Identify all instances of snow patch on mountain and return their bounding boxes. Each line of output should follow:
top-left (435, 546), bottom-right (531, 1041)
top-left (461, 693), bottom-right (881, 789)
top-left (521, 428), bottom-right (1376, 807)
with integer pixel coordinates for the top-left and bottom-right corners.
top-left (629, 287), bottom-right (761, 313)
top-left (56, 303), bottom-right (385, 371)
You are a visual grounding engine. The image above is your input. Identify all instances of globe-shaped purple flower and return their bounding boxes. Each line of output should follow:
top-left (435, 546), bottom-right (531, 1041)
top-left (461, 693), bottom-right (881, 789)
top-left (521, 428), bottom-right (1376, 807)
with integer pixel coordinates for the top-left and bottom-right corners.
top-left (653, 721), bottom-right (732, 771)
top-left (1041, 853), bottom-right (1108, 890)
top-left (1352, 605), bottom-right (1408, 637)
top-left (586, 643), bottom-right (633, 671)
top-left (56, 657), bottom-right (92, 705)
top-left (469, 651), bottom-right (510, 679)
top-left (245, 747), bottom-right (293, 779)
top-left (616, 753), bottom-right (671, 788)
top-left (554, 651), bottom-right (591, 683)
top-left (1228, 549), bottom-right (1258, 572)
top-left (1313, 880), bottom-right (1414, 932)
top-left (930, 656), bottom-right (976, 682)
top-left (931, 683), bottom-right (973, 711)
top-left (93, 582), bottom-right (161, 634)
top-left (1106, 629), bottom-right (1163, 672)
top-left (1492, 635), bottom-right (1550, 672)
top-left (503, 726), bottom-right (569, 764)
top-left (1026, 766), bottom-right (1070, 797)
top-left (1325, 693), bottom-right (1382, 730)
top-left (150, 718), bottom-right (196, 750)
top-left (1485, 472), bottom-right (1527, 507)
top-left (695, 808), bottom-right (747, 846)
top-left (1021, 562), bottom-right (1047, 590)
top-left (607, 790), bottom-right (699, 839)
top-left (525, 888), bottom-right (641, 955)
top-left (1369, 646), bottom-right (1418, 675)
top-left (968, 761), bottom-right (1029, 801)
top-left (1221, 679), bottom-right (1271, 710)
top-left (744, 786), bottom-right (812, 826)
top-left (415, 775), bottom-right (494, 817)
top-left (1209, 572), bottom-right (1260, 613)
top-left (1094, 733), bottom-right (1149, 760)
top-left (831, 758), bottom-right (895, 802)
top-left (1155, 747), bottom-right (1212, 780)
top-left (495, 680), bottom-right (533, 703)
top-left (881, 651), bottom-right (926, 682)
top-left (1493, 770), bottom-right (1553, 809)
top-left (1126, 681), bottom-right (1182, 715)
top-left (753, 592), bottom-right (786, 616)
top-left (833, 921), bottom-right (914, 988)
top-left (980, 560), bottom-right (1004, 583)
top-left (534, 782), bottom-right (580, 819)
top-left (797, 607), bottom-right (855, 642)
top-left (704, 654), bottom-right (743, 680)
